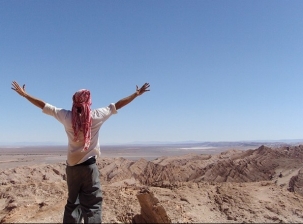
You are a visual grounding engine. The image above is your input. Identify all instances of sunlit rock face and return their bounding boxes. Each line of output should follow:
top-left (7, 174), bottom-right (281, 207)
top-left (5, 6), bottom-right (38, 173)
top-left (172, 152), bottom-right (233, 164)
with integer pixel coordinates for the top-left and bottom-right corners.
top-left (293, 168), bottom-right (303, 196)
top-left (133, 187), bottom-right (171, 224)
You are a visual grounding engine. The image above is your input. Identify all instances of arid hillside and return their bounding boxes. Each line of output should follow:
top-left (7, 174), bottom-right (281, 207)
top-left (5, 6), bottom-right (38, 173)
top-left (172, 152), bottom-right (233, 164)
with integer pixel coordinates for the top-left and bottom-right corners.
top-left (1, 145), bottom-right (303, 223)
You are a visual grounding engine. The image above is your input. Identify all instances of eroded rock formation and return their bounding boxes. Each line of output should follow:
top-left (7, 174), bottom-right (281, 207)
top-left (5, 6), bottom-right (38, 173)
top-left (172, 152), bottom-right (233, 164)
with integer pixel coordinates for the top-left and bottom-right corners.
top-left (1, 145), bottom-right (303, 223)
top-left (98, 145), bottom-right (303, 187)
top-left (133, 187), bottom-right (171, 223)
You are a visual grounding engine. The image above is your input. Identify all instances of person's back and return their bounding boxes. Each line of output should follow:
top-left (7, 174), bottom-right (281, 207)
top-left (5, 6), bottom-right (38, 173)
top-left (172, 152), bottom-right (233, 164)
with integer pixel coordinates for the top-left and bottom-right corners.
top-left (43, 102), bottom-right (117, 165)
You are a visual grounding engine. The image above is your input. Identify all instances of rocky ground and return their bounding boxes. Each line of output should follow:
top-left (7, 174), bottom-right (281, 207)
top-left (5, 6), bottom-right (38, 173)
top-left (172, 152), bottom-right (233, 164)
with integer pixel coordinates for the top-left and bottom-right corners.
top-left (1, 145), bottom-right (303, 223)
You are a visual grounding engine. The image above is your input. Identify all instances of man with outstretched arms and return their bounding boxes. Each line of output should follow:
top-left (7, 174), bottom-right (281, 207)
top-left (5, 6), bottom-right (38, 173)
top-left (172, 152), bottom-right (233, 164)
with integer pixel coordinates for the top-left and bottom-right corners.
top-left (11, 81), bottom-right (150, 223)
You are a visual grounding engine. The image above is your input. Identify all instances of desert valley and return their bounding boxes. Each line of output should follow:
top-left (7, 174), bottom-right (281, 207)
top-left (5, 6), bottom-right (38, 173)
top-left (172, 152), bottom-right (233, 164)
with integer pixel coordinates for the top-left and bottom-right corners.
top-left (0, 142), bottom-right (303, 223)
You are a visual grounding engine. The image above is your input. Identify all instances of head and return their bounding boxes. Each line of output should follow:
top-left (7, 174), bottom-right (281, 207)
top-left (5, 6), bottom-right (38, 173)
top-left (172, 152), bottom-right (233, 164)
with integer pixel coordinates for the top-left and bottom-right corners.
top-left (71, 89), bottom-right (92, 152)
top-left (72, 89), bottom-right (92, 107)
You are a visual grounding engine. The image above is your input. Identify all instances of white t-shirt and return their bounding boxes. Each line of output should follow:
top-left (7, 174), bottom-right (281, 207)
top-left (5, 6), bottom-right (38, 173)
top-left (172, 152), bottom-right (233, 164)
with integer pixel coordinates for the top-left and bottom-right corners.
top-left (42, 103), bottom-right (117, 166)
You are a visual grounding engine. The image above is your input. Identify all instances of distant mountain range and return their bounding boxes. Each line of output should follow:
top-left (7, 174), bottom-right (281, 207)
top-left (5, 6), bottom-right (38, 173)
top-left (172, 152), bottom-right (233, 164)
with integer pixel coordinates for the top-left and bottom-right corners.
top-left (1, 139), bottom-right (303, 147)
top-left (0, 141), bottom-right (66, 146)
top-left (126, 139), bottom-right (303, 145)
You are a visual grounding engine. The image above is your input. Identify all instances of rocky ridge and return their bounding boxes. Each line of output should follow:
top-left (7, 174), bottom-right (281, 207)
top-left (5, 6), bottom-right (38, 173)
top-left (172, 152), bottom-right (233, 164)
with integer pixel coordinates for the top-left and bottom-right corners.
top-left (0, 145), bottom-right (303, 223)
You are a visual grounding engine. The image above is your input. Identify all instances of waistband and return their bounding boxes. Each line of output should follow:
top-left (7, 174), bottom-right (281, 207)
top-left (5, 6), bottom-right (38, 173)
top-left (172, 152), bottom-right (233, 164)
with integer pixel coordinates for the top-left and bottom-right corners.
top-left (74, 156), bottom-right (96, 166)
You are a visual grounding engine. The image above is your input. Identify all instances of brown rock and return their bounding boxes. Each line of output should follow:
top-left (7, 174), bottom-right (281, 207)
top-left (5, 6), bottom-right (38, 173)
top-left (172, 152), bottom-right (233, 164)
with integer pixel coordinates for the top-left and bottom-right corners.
top-left (133, 187), bottom-right (171, 223)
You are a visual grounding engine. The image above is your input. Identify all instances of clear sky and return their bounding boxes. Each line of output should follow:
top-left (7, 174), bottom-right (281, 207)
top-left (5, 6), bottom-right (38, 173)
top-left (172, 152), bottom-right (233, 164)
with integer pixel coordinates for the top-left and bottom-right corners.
top-left (1, 0), bottom-right (303, 145)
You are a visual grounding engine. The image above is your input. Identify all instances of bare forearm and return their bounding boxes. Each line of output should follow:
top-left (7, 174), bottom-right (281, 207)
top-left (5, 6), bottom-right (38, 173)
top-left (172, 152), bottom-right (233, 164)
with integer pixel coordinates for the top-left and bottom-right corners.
top-left (115, 92), bottom-right (138, 110)
top-left (11, 81), bottom-right (46, 109)
top-left (114, 83), bottom-right (150, 110)
top-left (23, 93), bottom-right (46, 109)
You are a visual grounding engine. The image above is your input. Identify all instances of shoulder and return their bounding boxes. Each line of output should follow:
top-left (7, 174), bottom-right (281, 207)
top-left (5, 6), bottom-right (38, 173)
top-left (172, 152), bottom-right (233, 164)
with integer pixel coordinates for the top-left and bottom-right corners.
top-left (43, 103), bottom-right (70, 115)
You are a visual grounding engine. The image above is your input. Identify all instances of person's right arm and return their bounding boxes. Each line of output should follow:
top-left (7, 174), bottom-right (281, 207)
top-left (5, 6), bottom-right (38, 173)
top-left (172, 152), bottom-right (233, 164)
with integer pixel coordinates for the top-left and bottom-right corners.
top-left (11, 81), bottom-right (46, 109)
top-left (115, 83), bottom-right (150, 110)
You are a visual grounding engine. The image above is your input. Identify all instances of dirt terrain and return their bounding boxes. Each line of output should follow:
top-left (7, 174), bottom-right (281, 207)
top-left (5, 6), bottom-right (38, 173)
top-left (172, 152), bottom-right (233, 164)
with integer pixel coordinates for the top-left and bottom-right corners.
top-left (1, 145), bottom-right (303, 223)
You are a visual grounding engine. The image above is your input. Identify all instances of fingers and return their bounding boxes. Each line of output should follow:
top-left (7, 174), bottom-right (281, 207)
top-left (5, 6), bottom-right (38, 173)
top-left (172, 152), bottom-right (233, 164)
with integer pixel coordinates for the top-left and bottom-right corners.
top-left (141, 82), bottom-right (150, 91)
top-left (11, 81), bottom-right (18, 90)
top-left (139, 83), bottom-right (149, 88)
top-left (12, 81), bottom-right (20, 87)
top-left (11, 81), bottom-right (24, 89)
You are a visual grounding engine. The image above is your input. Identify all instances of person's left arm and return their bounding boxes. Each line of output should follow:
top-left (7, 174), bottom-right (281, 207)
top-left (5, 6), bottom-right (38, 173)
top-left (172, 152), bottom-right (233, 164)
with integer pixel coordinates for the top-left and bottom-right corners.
top-left (115, 83), bottom-right (150, 110)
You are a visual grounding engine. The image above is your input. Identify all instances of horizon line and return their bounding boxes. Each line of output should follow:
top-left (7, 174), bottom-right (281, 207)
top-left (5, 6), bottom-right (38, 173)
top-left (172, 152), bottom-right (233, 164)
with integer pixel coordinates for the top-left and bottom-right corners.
top-left (1, 139), bottom-right (303, 146)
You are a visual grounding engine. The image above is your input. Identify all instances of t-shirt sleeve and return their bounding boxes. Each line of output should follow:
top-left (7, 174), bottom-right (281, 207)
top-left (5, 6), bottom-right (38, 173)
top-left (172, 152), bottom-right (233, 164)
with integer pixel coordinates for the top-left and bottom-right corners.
top-left (94, 103), bottom-right (117, 120)
top-left (109, 103), bottom-right (118, 115)
top-left (42, 103), bottom-right (69, 124)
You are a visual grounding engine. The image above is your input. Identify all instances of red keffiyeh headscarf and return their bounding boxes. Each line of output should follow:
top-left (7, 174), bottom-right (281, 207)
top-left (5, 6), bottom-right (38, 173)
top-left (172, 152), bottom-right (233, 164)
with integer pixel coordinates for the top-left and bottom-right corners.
top-left (72, 89), bottom-right (92, 152)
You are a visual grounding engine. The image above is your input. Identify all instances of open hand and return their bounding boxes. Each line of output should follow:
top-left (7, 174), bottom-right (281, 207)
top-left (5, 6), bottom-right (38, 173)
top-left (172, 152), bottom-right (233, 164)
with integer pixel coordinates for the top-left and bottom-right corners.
top-left (136, 83), bottom-right (150, 96)
top-left (11, 81), bottom-right (27, 97)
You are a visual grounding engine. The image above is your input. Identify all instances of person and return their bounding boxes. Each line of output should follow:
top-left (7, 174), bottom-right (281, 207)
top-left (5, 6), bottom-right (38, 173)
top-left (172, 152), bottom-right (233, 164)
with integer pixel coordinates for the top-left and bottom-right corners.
top-left (11, 80), bottom-right (150, 223)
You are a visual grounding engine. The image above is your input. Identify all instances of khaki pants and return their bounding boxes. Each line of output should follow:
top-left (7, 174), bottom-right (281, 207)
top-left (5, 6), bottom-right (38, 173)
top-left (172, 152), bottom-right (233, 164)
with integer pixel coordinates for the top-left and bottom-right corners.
top-left (63, 162), bottom-right (102, 223)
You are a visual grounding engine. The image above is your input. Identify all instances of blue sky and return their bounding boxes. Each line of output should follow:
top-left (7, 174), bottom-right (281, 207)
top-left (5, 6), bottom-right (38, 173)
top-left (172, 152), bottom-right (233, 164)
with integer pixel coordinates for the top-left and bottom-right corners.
top-left (1, 0), bottom-right (303, 145)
